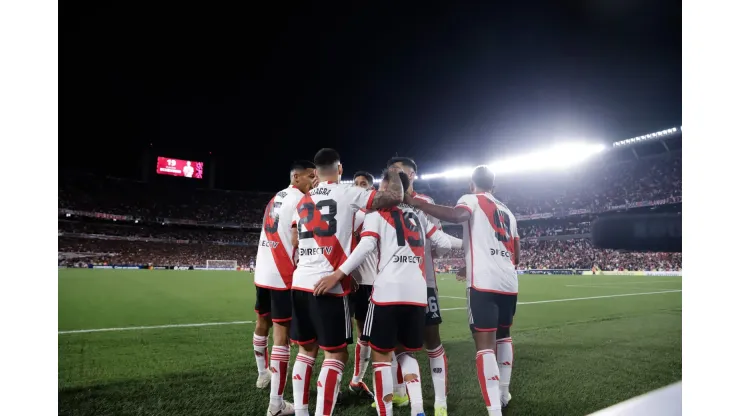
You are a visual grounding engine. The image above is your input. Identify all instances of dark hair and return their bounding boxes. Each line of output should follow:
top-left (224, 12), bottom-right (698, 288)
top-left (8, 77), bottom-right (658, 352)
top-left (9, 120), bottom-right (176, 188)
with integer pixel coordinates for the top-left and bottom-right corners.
top-left (314, 148), bottom-right (341, 168)
top-left (382, 170), bottom-right (410, 194)
top-left (353, 171), bottom-right (375, 183)
top-left (386, 157), bottom-right (418, 173)
top-left (290, 160), bottom-right (316, 172)
top-left (471, 165), bottom-right (495, 191)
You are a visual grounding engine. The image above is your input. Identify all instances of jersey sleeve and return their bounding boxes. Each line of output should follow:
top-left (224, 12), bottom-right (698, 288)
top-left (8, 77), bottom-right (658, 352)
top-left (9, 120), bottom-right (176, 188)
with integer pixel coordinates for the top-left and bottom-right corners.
top-left (359, 211), bottom-right (381, 241)
top-left (428, 227), bottom-right (452, 256)
top-left (455, 194), bottom-right (477, 215)
top-left (418, 196), bottom-right (442, 228)
top-left (291, 207), bottom-right (300, 228)
top-left (349, 186), bottom-right (378, 211)
top-left (339, 211), bottom-right (380, 276)
top-left (423, 212), bottom-right (440, 239)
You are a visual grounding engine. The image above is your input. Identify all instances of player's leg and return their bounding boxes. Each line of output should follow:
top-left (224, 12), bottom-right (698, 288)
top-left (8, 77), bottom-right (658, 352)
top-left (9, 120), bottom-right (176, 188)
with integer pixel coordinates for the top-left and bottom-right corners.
top-left (423, 288), bottom-right (448, 415)
top-left (349, 285), bottom-right (373, 399)
top-left (397, 305), bottom-right (427, 416)
top-left (366, 302), bottom-right (400, 415)
top-left (390, 352), bottom-right (408, 404)
top-left (314, 295), bottom-right (352, 416)
top-left (288, 290), bottom-right (318, 416)
top-left (494, 294), bottom-right (517, 407)
top-left (254, 287), bottom-right (274, 389)
top-left (468, 288), bottom-right (502, 416)
top-left (267, 290), bottom-right (294, 412)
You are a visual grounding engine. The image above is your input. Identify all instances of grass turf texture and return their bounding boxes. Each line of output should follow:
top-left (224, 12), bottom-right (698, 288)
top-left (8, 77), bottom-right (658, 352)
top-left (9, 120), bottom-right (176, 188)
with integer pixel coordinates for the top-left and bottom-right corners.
top-left (59, 270), bottom-right (682, 416)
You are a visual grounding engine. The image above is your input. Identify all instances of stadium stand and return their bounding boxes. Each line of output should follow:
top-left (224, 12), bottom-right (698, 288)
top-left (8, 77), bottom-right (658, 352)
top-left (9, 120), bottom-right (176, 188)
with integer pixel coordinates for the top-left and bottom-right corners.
top-left (58, 144), bottom-right (681, 270)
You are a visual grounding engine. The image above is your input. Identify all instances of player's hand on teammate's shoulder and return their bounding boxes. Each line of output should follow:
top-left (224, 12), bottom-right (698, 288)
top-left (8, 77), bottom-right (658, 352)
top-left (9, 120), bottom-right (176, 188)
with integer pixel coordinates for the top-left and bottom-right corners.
top-left (456, 266), bottom-right (466, 281)
top-left (311, 176), bottom-right (320, 189)
top-left (314, 270), bottom-right (345, 296)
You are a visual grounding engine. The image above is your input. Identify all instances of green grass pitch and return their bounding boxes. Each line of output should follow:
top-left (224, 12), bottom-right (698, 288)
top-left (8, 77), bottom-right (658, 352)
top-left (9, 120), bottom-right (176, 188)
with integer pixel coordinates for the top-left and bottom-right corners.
top-left (58, 270), bottom-right (682, 416)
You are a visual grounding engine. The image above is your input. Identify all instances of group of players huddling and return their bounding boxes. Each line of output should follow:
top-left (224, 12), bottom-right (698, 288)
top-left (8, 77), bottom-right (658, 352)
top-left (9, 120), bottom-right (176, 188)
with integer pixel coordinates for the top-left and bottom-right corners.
top-left (252, 148), bottom-right (520, 416)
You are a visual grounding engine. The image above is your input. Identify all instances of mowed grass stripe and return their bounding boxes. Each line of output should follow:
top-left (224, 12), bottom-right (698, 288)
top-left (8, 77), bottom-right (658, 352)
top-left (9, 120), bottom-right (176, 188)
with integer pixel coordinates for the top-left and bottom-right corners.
top-left (58, 289), bottom-right (681, 335)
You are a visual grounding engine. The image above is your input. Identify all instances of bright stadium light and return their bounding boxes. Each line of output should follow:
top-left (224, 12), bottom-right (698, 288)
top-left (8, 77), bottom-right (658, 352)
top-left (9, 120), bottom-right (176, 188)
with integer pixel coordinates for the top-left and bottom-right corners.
top-left (419, 142), bottom-right (606, 180)
top-left (340, 177), bottom-right (383, 185)
top-left (490, 142), bottom-right (606, 175)
top-left (611, 126), bottom-right (681, 147)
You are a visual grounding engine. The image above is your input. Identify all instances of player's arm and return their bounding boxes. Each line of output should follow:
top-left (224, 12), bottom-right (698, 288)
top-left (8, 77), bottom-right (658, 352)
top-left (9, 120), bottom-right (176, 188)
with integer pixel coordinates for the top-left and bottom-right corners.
top-left (314, 213), bottom-right (380, 295)
top-left (427, 226), bottom-right (452, 257)
top-left (314, 236), bottom-right (376, 295)
top-left (368, 167), bottom-right (404, 210)
top-left (444, 232), bottom-right (463, 250)
top-left (405, 194), bottom-right (471, 224)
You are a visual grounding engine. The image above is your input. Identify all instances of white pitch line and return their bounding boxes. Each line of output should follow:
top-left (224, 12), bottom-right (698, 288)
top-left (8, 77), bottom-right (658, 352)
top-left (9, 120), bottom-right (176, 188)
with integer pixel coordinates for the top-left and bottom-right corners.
top-left (58, 289), bottom-right (682, 335)
top-left (565, 284), bottom-right (678, 290)
top-left (440, 290), bottom-right (682, 311)
top-left (569, 280), bottom-right (680, 286)
top-left (439, 295), bottom-right (467, 300)
top-left (58, 320), bottom-right (253, 335)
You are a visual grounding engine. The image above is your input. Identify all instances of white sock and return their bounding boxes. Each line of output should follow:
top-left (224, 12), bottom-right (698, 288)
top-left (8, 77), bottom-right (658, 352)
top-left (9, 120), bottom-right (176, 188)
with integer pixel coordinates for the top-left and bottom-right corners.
top-left (292, 353), bottom-right (315, 416)
top-left (496, 337), bottom-right (513, 400)
top-left (397, 353), bottom-right (423, 413)
top-left (269, 345), bottom-right (290, 408)
top-left (476, 349), bottom-right (502, 416)
top-left (351, 340), bottom-right (371, 384)
top-left (427, 344), bottom-right (448, 407)
top-left (253, 334), bottom-right (269, 375)
top-left (315, 359), bottom-right (344, 416)
top-left (391, 352), bottom-right (406, 397)
top-left (373, 362), bottom-right (394, 416)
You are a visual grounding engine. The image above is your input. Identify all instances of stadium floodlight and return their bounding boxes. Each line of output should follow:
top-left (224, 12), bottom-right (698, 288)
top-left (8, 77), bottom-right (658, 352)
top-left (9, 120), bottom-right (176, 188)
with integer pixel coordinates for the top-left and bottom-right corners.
top-left (340, 177), bottom-right (383, 185)
top-left (419, 142), bottom-right (606, 180)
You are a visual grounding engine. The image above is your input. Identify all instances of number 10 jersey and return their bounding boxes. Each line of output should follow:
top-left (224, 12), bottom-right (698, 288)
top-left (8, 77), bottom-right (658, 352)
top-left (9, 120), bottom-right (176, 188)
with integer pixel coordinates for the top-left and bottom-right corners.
top-left (291, 181), bottom-right (377, 296)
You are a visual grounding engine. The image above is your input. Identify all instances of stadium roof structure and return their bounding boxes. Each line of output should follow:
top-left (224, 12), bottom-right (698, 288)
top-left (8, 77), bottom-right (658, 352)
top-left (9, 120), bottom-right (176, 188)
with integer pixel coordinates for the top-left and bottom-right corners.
top-left (340, 125), bottom-right (682, 184)
top-left (612, 126), bottom-right (681, 147)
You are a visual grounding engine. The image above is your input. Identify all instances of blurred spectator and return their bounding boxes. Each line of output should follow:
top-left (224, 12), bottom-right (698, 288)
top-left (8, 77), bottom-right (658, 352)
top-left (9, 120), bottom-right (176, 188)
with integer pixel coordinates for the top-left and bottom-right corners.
top-left (434, 238), bottom-right (681, 272)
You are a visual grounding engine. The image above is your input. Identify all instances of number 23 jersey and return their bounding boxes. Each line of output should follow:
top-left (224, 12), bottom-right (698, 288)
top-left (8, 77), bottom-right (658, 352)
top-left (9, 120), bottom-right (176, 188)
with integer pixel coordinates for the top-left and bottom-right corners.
top-left (291, 181), bottom-right (377, 296)
top-left (455, 192), bottom-right (520, 294)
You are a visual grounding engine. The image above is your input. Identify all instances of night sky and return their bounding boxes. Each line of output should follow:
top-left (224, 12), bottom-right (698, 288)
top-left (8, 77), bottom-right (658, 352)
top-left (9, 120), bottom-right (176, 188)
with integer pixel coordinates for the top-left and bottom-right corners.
top-left (60, 1), bottom-right (681, 190)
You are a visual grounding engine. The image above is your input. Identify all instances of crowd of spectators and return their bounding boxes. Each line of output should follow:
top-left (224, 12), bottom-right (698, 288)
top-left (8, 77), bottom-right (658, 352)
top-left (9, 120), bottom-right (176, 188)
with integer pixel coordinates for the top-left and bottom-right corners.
top-left (517, 221), bottom-right (591, 238)
top-left (58, 220), bottom-right (260, 245)
top-left (434, 238), bottom-right (681, 272)
top-left (58, 238), bottom-right (256, 267)
top-left (59, 153), bottom-right (681, 225)
top-left (59, 173), bottom-right (271, 225)
top-left (518, 239), bottom-right (681, 271)
top-left (58, 152), bottom-right (681, 270)
top-left (438, 220), bottom-right (591, 239)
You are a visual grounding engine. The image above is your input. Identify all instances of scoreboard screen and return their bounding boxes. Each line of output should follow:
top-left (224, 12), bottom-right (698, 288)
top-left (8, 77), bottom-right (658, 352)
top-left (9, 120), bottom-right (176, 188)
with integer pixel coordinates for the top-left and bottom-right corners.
top-left (156, 157), bottom-right (204, 179)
